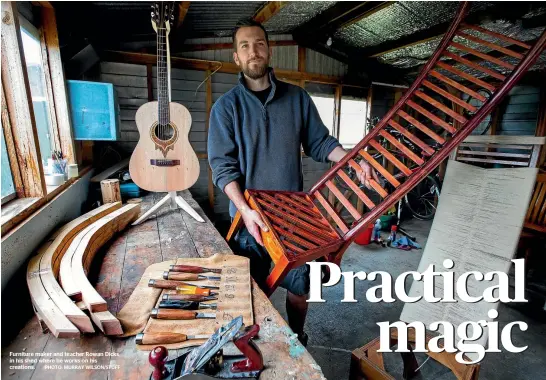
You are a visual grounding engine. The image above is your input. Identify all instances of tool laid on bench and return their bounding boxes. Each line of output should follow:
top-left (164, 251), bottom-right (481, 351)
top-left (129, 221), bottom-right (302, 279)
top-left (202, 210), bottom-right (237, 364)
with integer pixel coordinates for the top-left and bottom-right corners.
top-left (162, 294), bottom-right (218, 302)
top-left (149, 279), bottom-right (220, 290)
top-left (147, 316), bottom-right (263, 379)
top-left (163, 272), bottom-right (221, 281)
top-left (137, 332), bottom-right (210, 345)
top-left (151, 308), bottom-right (216, 320)
top-left (158, 300), bottom-right (217, 310)
top-left (169, 265), bottom-right (222, 274)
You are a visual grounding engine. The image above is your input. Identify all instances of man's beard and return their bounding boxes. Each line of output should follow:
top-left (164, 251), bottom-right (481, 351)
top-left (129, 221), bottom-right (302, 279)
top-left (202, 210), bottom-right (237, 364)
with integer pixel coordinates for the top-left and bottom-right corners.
top-left (241, 58), bottom-right (269, 80)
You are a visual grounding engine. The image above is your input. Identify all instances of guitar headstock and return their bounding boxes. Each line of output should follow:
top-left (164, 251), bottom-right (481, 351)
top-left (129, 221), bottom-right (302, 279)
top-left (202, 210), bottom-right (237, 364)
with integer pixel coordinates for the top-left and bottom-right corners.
top-left (151, 2), bottom-right (175, 33)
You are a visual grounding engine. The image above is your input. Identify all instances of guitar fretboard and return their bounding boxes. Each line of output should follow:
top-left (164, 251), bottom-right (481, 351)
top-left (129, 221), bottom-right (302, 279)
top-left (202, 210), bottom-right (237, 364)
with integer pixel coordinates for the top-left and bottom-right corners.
top-left (157, 26), bottom-right (170, 127)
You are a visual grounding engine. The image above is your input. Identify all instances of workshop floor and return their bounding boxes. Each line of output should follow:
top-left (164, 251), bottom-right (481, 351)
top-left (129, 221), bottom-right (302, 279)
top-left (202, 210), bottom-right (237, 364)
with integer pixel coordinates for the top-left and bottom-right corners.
top-left (270, 218), bottom-right (546, 380)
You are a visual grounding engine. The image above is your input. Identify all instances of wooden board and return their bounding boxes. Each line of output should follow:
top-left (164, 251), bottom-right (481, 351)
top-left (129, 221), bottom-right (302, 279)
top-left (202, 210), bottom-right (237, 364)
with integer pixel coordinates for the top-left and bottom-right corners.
top-left (37, 203), bottom-right (122, 333)
top-left (90, 158), bottom-right (129, 182)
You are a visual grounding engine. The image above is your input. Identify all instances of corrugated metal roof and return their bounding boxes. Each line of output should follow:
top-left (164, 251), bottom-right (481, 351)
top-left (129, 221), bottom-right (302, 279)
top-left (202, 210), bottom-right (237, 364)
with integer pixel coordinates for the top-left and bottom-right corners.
top-left (263, 1), bottom-right (337, 33)
top-left (182, 2), bottom-right (266, 37)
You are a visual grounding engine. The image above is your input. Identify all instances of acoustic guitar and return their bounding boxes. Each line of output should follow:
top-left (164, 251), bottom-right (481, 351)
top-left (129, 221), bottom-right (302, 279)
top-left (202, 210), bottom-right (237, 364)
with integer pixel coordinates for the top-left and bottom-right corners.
top-left (129, 2), bottom-right (200, 192)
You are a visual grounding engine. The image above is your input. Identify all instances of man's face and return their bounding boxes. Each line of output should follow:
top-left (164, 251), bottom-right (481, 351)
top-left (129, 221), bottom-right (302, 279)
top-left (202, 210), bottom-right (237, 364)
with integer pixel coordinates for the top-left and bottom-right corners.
top-left (233, 26), bottom-right (272, 80)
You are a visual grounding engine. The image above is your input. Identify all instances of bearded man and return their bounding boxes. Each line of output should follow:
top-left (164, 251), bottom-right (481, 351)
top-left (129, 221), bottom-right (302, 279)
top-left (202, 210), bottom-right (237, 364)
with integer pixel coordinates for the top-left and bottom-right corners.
top-left (207, 19), bottom-right (376, 345)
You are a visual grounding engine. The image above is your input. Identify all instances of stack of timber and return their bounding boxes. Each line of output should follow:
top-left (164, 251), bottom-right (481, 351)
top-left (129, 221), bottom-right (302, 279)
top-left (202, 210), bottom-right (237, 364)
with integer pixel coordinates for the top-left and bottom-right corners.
top-left (26, 202), bottom-right (140, 338)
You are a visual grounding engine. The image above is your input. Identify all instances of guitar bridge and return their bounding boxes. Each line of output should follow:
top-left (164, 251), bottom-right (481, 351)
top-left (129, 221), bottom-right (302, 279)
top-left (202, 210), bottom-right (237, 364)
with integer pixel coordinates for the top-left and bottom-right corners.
top-left (150, 159), bottom-right (180, 167)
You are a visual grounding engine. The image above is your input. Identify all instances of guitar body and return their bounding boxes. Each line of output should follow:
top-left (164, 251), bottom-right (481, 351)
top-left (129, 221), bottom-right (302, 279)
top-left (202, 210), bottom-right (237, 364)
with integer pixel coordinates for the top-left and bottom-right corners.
top-left (129, 101), bottom-right (200, 192)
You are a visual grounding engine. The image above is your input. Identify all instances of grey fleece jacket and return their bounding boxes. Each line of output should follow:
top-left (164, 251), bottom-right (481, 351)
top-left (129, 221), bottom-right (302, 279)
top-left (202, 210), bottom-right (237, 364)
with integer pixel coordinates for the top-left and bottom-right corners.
top-left (208, 68), bottom-right (341, 217)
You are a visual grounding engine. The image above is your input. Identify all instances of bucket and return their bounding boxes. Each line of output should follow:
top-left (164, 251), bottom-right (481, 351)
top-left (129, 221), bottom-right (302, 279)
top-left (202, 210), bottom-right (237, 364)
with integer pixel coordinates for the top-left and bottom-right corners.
top-left (354, 224), bottom-right (374, 245)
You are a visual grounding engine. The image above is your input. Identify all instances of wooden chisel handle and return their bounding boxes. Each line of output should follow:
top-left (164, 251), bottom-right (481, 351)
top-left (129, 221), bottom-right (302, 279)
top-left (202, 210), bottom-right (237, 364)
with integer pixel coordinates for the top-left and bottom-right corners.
top-left (165, 272), bottom-right (200, 281)
top-left (148, 279), bottom-right (181, 290)
top-left (162, 294), bottom-right (216, 302)
top-left (175, 286), bottom-right (210, 296)
top-left (170, 265), bottom-right (221, 274)
top-left (151, 308), bottom-right (197, 320)
top-left (136, 332), bottom-right (188, 345)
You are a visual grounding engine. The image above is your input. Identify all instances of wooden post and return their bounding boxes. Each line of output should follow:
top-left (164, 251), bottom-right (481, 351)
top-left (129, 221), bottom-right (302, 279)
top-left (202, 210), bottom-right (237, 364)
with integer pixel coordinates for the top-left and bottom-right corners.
top-left (298, 46), bottom-right (306, 88)
top-left (365, 84), bottom-right (373, 135)
top-left (1, 83), bottom-right (24, 198)
top-left (1, 1), bottom-right (47, 198)
top-left (205, 70), bottom-right (215, 212)
top-left (101, 179), bottom-right (121, 204)
top-left (536, 82), bottom-right (546, 168)
top-left (41, 6), bottom-right (76, 165)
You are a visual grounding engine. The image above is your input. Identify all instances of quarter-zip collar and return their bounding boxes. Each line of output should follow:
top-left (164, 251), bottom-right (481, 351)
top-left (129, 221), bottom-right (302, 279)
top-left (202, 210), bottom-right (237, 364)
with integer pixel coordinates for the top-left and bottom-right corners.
top-left (238, 67), bottom-right (277, 106)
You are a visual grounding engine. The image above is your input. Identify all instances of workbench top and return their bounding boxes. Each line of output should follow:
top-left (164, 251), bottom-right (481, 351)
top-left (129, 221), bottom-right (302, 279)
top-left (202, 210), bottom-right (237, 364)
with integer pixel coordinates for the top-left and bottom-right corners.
top-left (2, 191), bottom-right (325, 380)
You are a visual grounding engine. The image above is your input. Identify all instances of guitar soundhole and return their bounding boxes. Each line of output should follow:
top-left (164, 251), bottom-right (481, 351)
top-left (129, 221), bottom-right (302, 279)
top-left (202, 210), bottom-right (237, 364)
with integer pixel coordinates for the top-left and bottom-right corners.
top-left (153, 123), bottom-right (175, 141)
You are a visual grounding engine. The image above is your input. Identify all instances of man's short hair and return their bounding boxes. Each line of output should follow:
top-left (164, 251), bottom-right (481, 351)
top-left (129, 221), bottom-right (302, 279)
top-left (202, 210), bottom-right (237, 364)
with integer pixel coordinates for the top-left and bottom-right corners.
top-left (232, 18), bottom-right (269, 50)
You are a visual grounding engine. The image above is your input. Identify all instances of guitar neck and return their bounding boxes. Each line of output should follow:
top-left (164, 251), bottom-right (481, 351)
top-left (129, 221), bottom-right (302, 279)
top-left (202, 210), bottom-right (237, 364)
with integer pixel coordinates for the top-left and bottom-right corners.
top-left (157, 26), bottom-right (170, 124)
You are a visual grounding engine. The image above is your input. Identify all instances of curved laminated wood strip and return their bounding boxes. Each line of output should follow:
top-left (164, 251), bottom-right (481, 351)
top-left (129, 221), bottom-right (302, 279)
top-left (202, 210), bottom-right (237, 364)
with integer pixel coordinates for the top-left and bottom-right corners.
top-left (62, 204), bottom-right (140, 313)
top-left (27, 253), bottom-right (80, 338)
top-left (37, 203), bottom-right (122, 333)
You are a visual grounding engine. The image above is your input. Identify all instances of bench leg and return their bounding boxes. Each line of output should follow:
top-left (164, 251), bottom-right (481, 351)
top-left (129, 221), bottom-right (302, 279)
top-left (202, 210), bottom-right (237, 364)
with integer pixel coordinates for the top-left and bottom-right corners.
top-left (226, 210), bottom-right (243, 243)
top-left (264, 256), bottom-right (293, 297)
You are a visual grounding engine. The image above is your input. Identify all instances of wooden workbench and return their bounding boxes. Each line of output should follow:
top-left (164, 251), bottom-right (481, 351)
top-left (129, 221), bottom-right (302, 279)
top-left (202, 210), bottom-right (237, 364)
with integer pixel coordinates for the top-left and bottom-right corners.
top-left (2, 191), bottom-right (325, 380)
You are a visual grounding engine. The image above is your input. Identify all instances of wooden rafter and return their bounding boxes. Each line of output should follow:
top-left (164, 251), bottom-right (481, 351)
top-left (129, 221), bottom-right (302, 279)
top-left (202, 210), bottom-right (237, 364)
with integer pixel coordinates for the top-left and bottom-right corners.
top-left (180, 40), bottom-right (296, 52)
top-left (176, 2), bottom-right (191, 29)
top-left (253, 1), bottom-right (287, 24)
top-left (103, 50), bottom-right (345, 84)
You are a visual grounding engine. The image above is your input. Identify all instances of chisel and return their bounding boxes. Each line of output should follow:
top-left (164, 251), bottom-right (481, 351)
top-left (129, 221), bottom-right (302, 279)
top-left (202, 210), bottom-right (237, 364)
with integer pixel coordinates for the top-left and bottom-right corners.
top-left (148, 279), bottom-right (219, 290)
top-left (169, 264), bottom-right (222, 274)
top-left (151, 308), bottom-right (216, 320)
top-left (175, 286), bottom-right (215, 296)
top-left (162, 294), bottom-right (217, 302)
top-left (158, 300), bottom-right (217, 310)
top-left (135, 332), bottom-right (210, 345)
top-left (163, 271), bottom-right (221, 281)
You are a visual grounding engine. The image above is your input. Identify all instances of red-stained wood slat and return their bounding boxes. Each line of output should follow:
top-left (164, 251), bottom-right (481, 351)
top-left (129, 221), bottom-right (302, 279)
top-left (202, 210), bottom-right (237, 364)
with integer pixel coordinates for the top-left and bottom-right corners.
top-left (435, 61), bottom-right (496, 92)
top-left (397, 110), bottom-right (446, 144)
top-left (461, 23), bottom-right (531, 49)
top-left (414, 90), bottom-right (468, 124)
top-left (387, 119), bottom-right (436, 156)
top-left (450, 42), bottom-right (516, 70)
top-left (443, 51), bottom-right (506, 81)
top-left (379, 129), bottom-right (425, 165)
top-left (456, 31), bottom-right (524, 59)
top-left (406, 98), bottom-right (457, 134)
top-left (313, 191), bottom-right (349, 233)
top-left (325, 180), bottom-right (362, 220)
top-left (422, 80), bottom-right (478, 112)
top-left (355, 154), bottom-right (400, 188)
top-left (367, 141), bottom-right (413, 176)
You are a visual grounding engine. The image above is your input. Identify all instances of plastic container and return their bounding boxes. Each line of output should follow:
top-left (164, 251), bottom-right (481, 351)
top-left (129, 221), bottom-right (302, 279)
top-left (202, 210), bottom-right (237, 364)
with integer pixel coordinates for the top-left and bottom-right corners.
top-left (354, 224), bottom-right (374, 245)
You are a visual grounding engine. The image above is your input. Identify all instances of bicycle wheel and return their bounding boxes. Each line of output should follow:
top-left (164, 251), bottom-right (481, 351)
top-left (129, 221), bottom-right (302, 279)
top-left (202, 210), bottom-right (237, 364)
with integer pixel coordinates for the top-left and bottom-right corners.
top-left (404, 175), bottom-right (441, 220)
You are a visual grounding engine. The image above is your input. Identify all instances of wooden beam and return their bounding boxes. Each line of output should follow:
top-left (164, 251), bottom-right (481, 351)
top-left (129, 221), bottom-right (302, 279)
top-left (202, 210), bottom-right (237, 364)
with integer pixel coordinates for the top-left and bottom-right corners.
top-left (205, 70), bottom-right (214, 212)
top-left (333, 85), bottom-right (342, 139)
top-left (41, 6), bottom-right (76, 164)
top-left (1, 83), bottom-right (24, 198)
top-left (253, 2), bottom-right (287, 24)
top-left (178, 40), bottom-right (297, 52)
top-left (103, 50), bottom-right (345, 84)
top-left (1, 1), bottom-right (47, 198)
top-left (176, 2), bottom-right (191, 29)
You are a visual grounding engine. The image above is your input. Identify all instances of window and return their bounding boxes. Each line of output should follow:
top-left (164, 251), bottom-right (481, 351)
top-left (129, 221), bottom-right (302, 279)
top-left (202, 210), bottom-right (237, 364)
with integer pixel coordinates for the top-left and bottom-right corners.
top-left (306, 83), bottom-right (336, 136)
top-left (1, 127), bottom-right (15, 203)
top-left (339, 97), bottom-right (367, 148)
top-left (19, 17), bottom-right (55, 167)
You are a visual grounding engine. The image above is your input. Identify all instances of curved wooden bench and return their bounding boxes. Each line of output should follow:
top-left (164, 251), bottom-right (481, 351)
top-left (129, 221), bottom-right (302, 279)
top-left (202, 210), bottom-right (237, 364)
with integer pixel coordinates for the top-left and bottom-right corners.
top-left (27, 203), bottom-right (122, 337)
top-left (37, 203), bottom-right (122, 333)
top-left (60, 204), bottom-right (140, 335)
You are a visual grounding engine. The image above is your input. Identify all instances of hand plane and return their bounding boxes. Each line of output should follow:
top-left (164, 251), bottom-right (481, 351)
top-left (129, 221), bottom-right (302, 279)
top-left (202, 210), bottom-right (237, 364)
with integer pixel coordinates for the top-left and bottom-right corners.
top-left (148, 316), bottom-right (263, 380)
